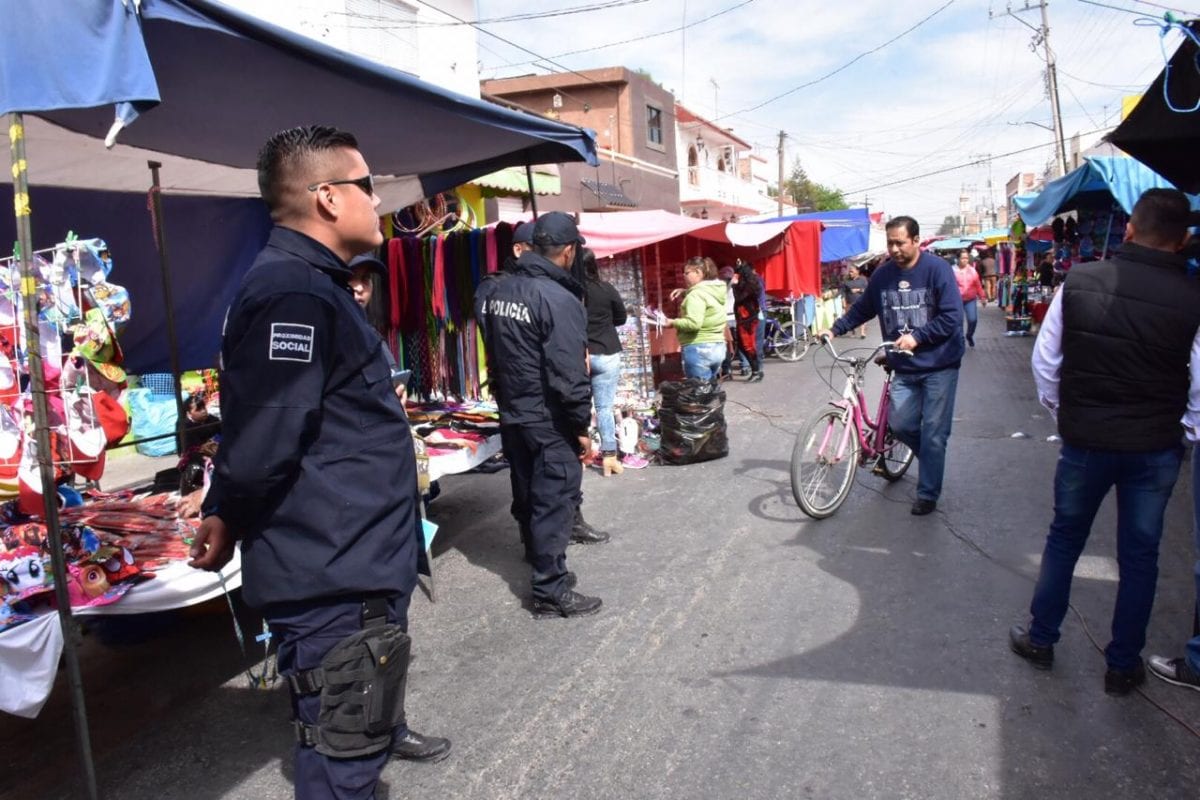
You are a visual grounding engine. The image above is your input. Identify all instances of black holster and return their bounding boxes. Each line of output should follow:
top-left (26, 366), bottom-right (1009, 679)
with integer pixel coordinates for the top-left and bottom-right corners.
top-left (291, 598), bottom-right (411, 759)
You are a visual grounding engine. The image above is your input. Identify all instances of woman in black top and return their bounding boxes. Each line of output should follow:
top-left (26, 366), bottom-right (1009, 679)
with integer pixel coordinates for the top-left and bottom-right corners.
top-left (583, 250), bottom-right (628, 476)
top-left (733, 261), bottom-right (764, 382)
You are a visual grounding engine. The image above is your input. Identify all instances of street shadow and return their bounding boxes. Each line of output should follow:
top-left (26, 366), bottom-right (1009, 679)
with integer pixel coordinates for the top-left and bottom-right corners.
top-left (734, 457), bottom-right (914, 525)
top-left (709, 487), bottom-right (1200, 799)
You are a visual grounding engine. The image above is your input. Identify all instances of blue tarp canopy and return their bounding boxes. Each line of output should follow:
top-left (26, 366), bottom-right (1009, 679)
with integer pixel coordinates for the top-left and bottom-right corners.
top-left (0, 0), bottom-right (598, 373)
top-left (752, 208), bottom-right (869, 262)
top-left (928, 237), bottom-right (978, 252)
top-left (1013, 156), bottom-right (1197, 227)
top-left (1, 0), bottom-right (597, 203)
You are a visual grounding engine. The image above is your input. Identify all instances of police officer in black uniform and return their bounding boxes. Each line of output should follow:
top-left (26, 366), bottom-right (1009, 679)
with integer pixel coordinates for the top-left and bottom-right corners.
top-left (188, 126), bottom-right (449, 800)
top-left (475, 212), bottom-right (604, 617)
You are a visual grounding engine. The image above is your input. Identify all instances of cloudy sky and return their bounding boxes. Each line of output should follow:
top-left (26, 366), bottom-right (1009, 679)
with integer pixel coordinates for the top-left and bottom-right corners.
top-left (473, 0), bottom-right (1186, 231)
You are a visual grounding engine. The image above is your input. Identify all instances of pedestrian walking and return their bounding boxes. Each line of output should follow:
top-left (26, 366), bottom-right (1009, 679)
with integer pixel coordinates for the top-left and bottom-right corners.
top-left (841, 265), bottom-right (869, 338)
top-left (188, 125), bottom-right (449, 800)
top-left (1009, 189), bottom-right (1200, 696)
top-left (819, 215), bottom-right (965, 516)
top-left (953, 250), bottom-right (987, 347)
top-left (474, 211), bottom-right (605, 618)
top-left (733, 260), bottom-right (764, 382)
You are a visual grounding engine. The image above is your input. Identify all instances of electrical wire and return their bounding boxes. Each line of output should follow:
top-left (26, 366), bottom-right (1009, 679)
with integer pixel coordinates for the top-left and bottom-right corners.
top-left (336, 0), bottom-right (650, 29)
top-left (713, 0), bottom-right (957, 121)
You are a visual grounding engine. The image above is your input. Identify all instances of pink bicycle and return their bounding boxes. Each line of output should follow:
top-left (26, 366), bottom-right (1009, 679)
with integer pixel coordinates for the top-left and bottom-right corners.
top-left (790, 339), bottom-right (914, 518)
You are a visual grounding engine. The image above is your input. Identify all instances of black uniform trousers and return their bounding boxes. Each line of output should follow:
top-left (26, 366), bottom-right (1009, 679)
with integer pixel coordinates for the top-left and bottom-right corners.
top-left (265, 592), bottom-right (412, 800)
top-left (500, 422), bottom-right (582, 602)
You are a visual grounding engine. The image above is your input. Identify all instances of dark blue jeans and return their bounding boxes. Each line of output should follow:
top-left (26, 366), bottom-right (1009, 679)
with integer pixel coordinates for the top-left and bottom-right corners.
top-left (962, 299), bottom-right (978, 342)
top-left (1187, 445), bottom-right (1200, 673)
top-left (888, 367), bottom-right (959, 502)
top-left (1028, 443), bottom-right (1184, 671)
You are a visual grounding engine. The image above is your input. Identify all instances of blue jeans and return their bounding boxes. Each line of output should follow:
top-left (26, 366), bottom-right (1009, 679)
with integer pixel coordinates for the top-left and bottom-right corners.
top-left (962, 299), bottom-right (978, 342)
top-left (1028, 443), bottom-right (1184, 670)
top-left (589, 352), bottom-right (621, 452)
top-left (682, 342), bottom-right (725, 381)
top-left (1185, 445), bottom-right (1200, 673)
top-left (888, 368), bottom-right (959, 502)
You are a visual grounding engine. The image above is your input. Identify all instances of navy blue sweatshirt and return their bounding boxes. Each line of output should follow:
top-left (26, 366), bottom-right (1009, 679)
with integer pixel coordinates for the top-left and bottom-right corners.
top-left (832, 251), bottom-right (964, 373)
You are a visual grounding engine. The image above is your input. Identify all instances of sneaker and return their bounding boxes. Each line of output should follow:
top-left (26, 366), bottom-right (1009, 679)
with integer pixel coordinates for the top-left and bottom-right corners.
top-left (1009, 625), bottom-right (1053, 670)
top-left (532, 589), bottom-right (602, 618)
top-left (620, 453), bottom-right (649, 469)
top-left (1104, 661), bottom-right (1146, 696)
top-left (1147, 655), bottom-right (1200, 692)
top-left (910, 499), bottom-right (937, 516)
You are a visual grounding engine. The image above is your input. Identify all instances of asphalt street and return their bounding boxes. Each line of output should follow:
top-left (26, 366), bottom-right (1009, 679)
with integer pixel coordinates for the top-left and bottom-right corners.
top-left (11, 305), bottom-right (1200, 800)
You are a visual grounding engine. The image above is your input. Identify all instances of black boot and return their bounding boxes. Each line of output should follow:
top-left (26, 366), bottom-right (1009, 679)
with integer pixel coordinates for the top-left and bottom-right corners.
top-left (389, 649), bottom-right (452, 762)
top-left (570, 508), bottom-right (610, 545)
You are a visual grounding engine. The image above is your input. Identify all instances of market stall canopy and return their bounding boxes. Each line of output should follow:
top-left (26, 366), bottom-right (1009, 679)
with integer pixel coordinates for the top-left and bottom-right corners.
top-left (750, 208), bottom-right (870, 261)
top-left (1012, 156), bottom-right (1196, 227)
top-left (1108, 21), bottom-right (1200, 193)
top-left (928, 237), bottom-right (980, 251)
top-left (1, 0), bottom-right (598, 207)
top-left (577, 210), bottom-right (720, 259)
top-left (470, 165), bottom-right (561, 196)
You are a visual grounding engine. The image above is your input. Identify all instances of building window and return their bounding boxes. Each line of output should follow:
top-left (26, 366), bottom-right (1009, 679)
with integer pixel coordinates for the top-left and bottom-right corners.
top-left (646, 105), bottom-right (663, 147)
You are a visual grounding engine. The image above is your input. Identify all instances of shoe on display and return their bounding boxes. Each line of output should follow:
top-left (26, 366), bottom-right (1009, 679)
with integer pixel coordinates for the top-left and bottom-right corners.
top-left (391, 730), bottom-right (452, 762)
top-left (1104, 661), bottom-right (1146, 696)
top-left (620, 453), bottom-right (649, 469)
top-left (532, 588), bottom-right (603, 618)
top-left (1008, 625), bottom-right (1054, 670)
top-left (1147, 655), bottom-right (1200, 692)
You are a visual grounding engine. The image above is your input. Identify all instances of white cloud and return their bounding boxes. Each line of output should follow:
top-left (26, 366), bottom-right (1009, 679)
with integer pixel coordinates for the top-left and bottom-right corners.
top-left (477, 0), bottom-right (1176, 230)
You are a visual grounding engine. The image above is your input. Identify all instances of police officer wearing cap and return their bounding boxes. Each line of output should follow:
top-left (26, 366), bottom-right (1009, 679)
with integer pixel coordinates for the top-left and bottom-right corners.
top-left (475, 211), bottom-right (603, 618)
top-left (188, 125), bottom-right (449, 800)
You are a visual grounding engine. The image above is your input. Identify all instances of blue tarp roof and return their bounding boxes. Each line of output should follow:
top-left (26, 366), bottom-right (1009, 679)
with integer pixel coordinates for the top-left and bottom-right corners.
top-left (928, 238), bottom-right (977, 251)
top-left (1013, 156), bottom-right (1198, 227)
top-left (0, 0), bottom-right (599, 373)
top-left (752, 208), bottom-right (870, 262)
top-left (1, 0), bottom-right (597, 197)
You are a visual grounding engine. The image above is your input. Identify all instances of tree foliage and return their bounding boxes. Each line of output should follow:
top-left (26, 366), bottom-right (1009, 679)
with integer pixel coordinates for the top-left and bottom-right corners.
top-left (783, 158), bottom-right (847, 211)
top-left (937, 215), bottom-right (961, 236)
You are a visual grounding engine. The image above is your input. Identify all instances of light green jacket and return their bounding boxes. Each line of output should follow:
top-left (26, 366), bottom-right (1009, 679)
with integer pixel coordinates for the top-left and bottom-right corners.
top-left (673, 279), bottom-right (728, 345)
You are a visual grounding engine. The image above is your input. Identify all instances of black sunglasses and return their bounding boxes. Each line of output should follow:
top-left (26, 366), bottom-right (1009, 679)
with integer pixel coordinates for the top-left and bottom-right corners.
top-left (307, 175), bottom-right (375, 196)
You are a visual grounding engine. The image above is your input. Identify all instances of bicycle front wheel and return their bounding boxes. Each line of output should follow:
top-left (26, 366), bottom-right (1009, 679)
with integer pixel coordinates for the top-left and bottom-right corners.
top-left (879, 427), bottom-right (914, 481)
top-left (791, 407), bottom-right (860, 518)
top-left (773, 322), bottom-right (812, 362)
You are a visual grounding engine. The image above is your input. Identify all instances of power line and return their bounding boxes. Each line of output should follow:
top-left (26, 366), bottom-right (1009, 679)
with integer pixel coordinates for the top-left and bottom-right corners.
top-left (336, 0), bottom-right (650, 29)
top-left (714, 0), bottom-right (957, 121)
top-left (1057, 67), bottom-right (1150, 89)
top-left (842, 128), bottom-right (1109, 195)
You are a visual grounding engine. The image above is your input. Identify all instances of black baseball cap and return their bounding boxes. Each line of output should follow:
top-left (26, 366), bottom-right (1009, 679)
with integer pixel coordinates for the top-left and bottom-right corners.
top-left (532, 211), bottom-right (586, 246)
top-left (348, 254), bottom-right (387, 275)
top-left (512, 221), bottom-right (534, 244)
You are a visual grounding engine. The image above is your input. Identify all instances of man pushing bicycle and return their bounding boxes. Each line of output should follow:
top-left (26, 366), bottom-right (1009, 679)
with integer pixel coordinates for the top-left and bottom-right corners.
top-left (819, 215), bottom-right (964, 516)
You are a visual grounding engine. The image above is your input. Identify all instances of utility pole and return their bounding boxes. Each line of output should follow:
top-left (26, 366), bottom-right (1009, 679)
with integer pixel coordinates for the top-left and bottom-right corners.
top-left (991, 1), bottom-right (1068, 177)
top-left (777, 130), bottom-right (787, 218)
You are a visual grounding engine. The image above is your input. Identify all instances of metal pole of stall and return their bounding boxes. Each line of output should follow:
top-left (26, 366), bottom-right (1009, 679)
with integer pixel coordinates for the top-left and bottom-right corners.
top-left (9, 112), bottom-right (101, 800)
top-left (146, 162), bottom-right (187, 457)
top-left (525, 160), bottom-right (539, 218)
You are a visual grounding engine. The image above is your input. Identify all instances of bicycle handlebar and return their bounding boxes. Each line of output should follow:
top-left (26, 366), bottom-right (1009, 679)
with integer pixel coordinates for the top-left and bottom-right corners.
top-left (819, 336), bottom-right (912, 365)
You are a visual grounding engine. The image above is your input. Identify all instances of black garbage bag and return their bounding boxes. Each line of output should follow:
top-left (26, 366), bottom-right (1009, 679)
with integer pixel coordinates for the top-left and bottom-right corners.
top-left (657, 379), bottom-right (729, 465)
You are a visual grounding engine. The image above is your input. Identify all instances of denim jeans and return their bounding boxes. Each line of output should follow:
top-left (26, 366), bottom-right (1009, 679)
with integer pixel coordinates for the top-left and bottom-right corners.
top-left (682, 342), bottom-right (725, 381)
top-left (888, 367), bottom-right (959, 502)
top-left (1185, 445), bottom-right (1200, 673)
top-left (962, 299), bottom-right (978, 342)
top-left (1028, 443), bottom-right (1184, 671)
top-left (589, 351), bottom-right (622, 452)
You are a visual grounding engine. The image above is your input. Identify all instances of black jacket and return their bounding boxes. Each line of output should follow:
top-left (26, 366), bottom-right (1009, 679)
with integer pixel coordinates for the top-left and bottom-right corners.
top-left (584, 278), bottom-right (626, 355)
top-left (203, 227), bottom-right (421, 609)
top-left (475, 252), bottom-right (592, 436)
top-left (1059, 242), bottom-right (1200, 451)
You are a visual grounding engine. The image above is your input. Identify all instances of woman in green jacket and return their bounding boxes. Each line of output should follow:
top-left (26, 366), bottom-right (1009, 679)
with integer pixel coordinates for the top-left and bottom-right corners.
top-left (668, 256), bottom-right (728, 381)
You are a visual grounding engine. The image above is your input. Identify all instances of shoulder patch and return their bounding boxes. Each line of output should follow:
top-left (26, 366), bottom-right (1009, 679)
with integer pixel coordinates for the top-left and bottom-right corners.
top-left (269, 322), bottom-right (315, 363)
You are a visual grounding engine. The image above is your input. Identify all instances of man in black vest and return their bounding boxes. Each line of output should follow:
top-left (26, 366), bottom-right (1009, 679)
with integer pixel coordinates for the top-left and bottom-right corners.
top-left (1010, 189), bottom-right (1200, 696)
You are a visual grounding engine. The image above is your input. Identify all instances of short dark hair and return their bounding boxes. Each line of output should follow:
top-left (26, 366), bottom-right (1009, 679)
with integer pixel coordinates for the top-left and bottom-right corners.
top-left (885, 216), bottom-right (920, 239)
top-left (256, 126), bottom-right (359, 211)
top-left (1130, 188), bottom-right (1192, 248)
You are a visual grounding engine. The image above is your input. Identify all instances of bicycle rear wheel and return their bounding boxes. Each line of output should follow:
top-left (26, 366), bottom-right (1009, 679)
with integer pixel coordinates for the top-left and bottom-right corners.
top-left (772, 322), bottom-right (812, 362)
top-left (878, 427), bottom-right (914, 481)
top-left (791, 407), bottom-right (859, 518)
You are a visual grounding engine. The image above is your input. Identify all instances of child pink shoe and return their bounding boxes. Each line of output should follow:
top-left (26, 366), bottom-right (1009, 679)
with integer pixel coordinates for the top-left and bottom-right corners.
top-left (620, 453), bottom-right (649, 469)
